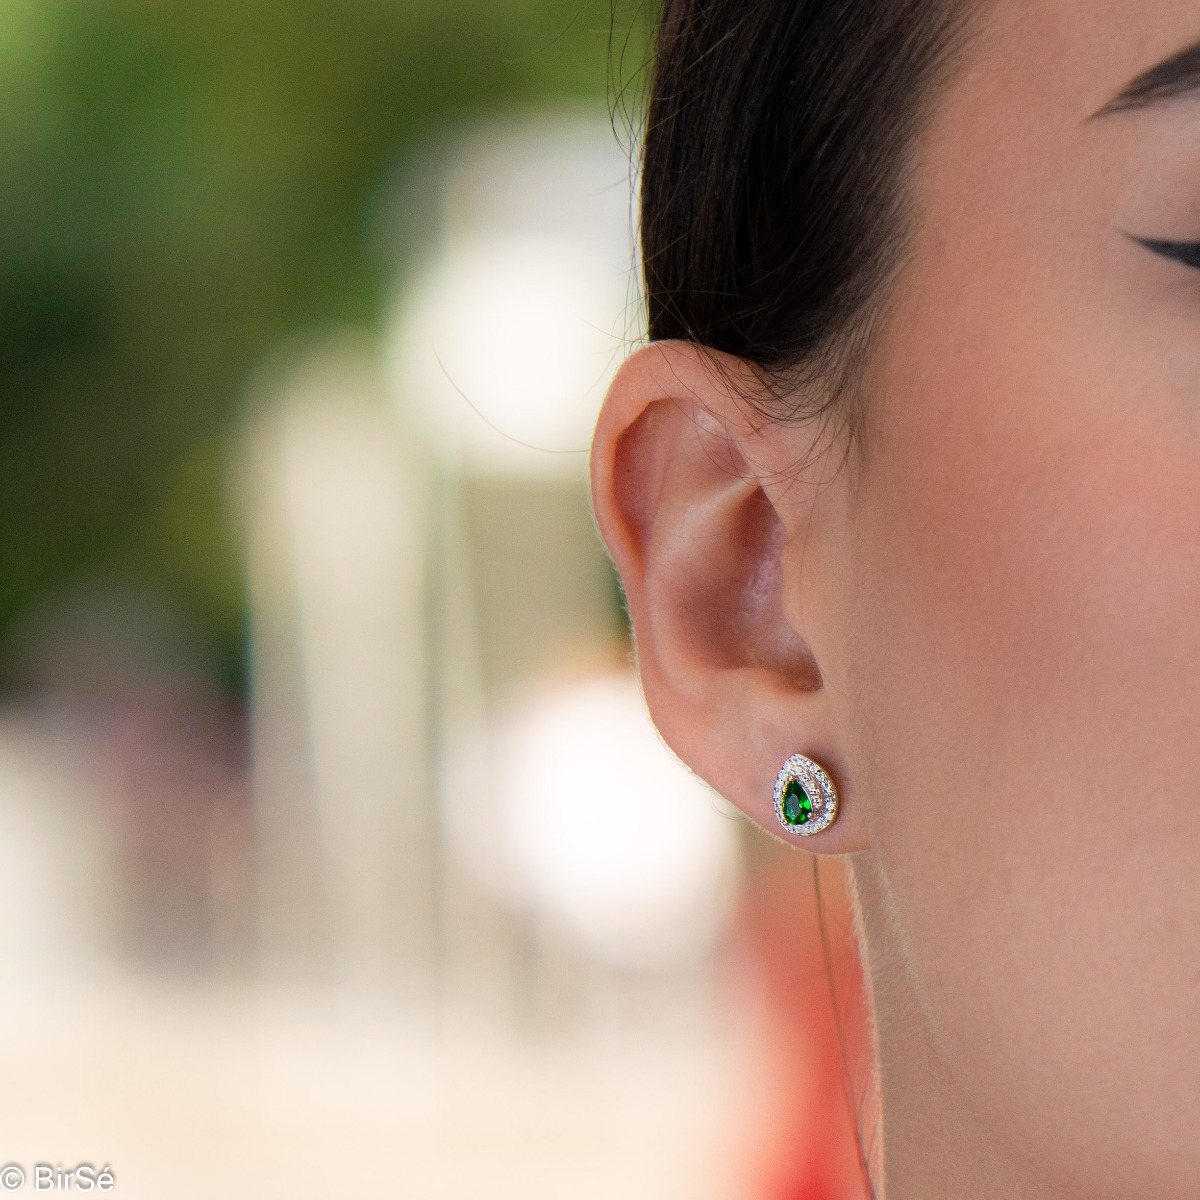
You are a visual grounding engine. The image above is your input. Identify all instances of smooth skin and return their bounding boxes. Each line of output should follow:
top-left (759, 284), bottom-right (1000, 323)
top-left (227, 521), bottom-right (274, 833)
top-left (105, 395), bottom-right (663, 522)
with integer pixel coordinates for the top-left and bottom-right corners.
top-left (592, 3), bottom-right (1200, 1196)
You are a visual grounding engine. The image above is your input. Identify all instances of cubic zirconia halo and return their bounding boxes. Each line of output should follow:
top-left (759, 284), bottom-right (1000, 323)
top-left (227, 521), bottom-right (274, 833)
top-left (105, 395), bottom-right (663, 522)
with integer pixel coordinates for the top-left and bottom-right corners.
top-left (773, 753), bottom-right (838, 836)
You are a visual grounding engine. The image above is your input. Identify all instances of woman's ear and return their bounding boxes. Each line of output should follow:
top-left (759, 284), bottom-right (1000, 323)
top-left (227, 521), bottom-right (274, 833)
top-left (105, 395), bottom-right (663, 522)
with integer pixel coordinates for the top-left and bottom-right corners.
top-left (591, 341), bottom-right (867, 853)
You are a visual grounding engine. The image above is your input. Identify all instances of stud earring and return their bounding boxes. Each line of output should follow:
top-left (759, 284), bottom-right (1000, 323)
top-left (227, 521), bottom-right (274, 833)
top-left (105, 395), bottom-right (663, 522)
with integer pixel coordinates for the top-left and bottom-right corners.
top-left (773, 753), bottom-right (838, 836)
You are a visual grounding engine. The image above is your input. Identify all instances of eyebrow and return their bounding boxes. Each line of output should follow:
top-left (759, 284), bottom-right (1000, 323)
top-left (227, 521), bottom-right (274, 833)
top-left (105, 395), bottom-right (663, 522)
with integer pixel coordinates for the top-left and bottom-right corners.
top-left (1092, 36), bottom-right (1200, 118)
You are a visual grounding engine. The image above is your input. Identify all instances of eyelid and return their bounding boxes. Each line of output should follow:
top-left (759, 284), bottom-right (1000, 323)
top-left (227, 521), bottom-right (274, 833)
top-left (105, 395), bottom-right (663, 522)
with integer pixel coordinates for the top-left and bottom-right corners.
top-left (1127, 234), bottom-right (1200, 269)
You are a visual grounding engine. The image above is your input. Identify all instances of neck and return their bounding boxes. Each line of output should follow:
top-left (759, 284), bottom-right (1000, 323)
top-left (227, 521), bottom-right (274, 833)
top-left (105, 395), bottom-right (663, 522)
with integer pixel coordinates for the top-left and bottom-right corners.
top-left (850, 858), bottom-right (1047, 1200)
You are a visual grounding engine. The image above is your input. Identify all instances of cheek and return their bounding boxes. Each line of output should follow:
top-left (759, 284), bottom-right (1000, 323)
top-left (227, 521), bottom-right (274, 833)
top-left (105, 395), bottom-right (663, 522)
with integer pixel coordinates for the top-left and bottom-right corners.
top-left (840, 320), bottom-right (1200, 1180)
top-left (877, 379), bottom-right (1200, 767)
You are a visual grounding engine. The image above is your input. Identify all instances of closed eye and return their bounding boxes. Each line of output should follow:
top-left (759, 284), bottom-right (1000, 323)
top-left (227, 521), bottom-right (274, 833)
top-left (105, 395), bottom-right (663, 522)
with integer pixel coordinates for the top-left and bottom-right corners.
top-left (1130, 236), bottom-right (1200, 269)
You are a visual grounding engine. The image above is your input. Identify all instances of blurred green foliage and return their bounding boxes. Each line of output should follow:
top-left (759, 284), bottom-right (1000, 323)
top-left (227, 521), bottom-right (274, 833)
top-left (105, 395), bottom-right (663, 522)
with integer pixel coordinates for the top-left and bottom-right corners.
top-left (0, 0), bottom-right (646, 687)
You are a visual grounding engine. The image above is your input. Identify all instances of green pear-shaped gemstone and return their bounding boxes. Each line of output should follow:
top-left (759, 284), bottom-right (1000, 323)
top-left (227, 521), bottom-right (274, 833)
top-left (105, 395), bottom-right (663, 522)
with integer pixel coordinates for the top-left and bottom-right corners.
top-left (782, 778), bottom-right (813, 826)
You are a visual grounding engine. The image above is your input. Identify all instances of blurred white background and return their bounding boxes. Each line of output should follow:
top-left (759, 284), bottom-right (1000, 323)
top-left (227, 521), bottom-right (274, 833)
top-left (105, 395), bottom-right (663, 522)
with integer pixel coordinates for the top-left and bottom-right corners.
top-left (0, 109), bottom-right (776, 1200)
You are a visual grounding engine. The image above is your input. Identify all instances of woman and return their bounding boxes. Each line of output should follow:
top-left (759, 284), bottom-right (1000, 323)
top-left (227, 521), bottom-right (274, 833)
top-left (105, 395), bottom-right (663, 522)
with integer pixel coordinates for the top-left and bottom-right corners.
top-left (589, 1), bottom-right (1200, 1195)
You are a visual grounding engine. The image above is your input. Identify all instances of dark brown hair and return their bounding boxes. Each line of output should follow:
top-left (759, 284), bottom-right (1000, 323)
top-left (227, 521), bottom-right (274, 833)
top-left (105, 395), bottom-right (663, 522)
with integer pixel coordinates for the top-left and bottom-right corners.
top-left (640, 0), bottom-right (978, 425)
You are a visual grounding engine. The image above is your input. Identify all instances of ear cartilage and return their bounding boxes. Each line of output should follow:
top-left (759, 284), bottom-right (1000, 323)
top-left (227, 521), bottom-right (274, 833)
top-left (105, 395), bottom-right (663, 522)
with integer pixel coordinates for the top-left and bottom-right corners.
top-left (773, 753), bottom-right (838, 836)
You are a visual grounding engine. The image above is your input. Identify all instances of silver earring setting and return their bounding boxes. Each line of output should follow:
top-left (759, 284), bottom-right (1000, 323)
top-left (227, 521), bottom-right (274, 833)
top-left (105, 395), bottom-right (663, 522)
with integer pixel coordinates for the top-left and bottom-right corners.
top-left (773, 753), bottom-right (838, 836)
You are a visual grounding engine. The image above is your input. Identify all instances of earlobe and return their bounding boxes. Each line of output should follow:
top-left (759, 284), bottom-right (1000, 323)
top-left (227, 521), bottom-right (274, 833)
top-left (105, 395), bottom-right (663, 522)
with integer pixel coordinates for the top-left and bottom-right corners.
top-left (590, 342), bottom-right (869, 854)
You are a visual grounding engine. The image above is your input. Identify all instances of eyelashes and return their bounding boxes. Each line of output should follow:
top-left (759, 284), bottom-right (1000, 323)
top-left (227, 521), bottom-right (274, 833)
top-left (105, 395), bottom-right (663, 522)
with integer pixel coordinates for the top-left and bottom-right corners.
top-left (1130, 236), bottom-right (1200, 269)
